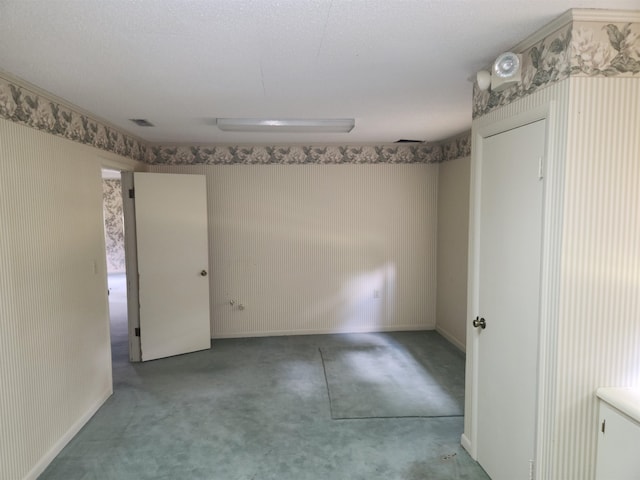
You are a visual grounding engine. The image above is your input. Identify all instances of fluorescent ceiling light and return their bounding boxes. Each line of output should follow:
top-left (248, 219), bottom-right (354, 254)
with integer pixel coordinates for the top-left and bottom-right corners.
top-left (216, 118), bottom-right (355, 133)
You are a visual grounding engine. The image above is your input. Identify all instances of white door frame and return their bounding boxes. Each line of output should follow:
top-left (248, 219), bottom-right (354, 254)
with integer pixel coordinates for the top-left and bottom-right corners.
top-left (463, 101), bottom-right (561, 479)
top-left (121, 171), bottom-right (142, 362)
top-left (99, 164), bottom-right (141, 362)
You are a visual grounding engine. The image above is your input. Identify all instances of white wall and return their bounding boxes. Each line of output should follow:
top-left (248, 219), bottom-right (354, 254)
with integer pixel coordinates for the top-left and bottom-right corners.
top-left (149, 163), bottom-right (438, 337)
top-left (0, 118), bottom-right (138, 479)
top-left (435, 156), bottom-right (470, 351)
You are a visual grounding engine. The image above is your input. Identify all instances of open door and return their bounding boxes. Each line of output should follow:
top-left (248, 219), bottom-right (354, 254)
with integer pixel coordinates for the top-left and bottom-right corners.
top-left (124, 172), bottom-right (211, 361)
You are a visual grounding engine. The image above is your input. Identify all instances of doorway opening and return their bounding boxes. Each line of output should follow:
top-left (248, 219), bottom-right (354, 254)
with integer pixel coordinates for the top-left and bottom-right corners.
top-left (101, 168), bottom-right (129, 365)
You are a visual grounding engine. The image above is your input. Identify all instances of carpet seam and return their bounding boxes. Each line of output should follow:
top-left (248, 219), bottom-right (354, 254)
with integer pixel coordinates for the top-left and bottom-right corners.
top-left (318, 347), bottom-right (337, 420)
top-left (330, 414), bottom-right (465, 421)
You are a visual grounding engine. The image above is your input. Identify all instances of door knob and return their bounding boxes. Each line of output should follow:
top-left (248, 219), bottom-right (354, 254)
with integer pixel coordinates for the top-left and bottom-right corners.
top-left (473, 316), bottom-right (486, 329)
top-left (200, 270), bottom-right (208, 277)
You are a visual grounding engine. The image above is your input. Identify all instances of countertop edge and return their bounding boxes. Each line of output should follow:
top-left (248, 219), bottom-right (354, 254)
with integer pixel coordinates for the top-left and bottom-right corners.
top-left (596, 387), bottom-right (640, 424)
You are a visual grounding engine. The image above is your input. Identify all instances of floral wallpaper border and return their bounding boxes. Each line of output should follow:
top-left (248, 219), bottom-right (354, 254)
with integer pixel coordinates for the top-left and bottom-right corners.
top-left (474, 19), bottom-right (640, 118)
top-left (144, 143), bottom-right (450, 165)
top-left (0, 76), bottom-right (148, 162)
top-left (440, 133), bottom-right (472, 162)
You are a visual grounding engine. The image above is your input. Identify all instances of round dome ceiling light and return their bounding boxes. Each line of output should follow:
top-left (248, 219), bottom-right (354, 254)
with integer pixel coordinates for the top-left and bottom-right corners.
top-left (493, 52), bottom-right (521, 79)
top-left (490, 52), bottom-right (522, 92)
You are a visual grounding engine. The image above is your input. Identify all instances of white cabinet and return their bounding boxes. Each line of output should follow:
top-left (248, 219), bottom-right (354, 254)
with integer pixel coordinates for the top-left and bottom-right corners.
top-left (595, 388), bottom-right (640, 480)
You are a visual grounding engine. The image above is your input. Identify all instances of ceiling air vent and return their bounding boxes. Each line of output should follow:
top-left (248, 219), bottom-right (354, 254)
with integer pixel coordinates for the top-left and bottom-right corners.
top-left (129, 119), bottom-right (154, 127)
top-left (395, 139), bottom-right (424, 143)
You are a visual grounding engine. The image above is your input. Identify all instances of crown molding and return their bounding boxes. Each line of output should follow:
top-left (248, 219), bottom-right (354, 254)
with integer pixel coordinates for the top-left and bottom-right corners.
top-left (510, 8), bottom-right (640, 54)
top-left (570, 8), bottom-right (640, 23)
top-left (510, 10), bottom-right (574, 54)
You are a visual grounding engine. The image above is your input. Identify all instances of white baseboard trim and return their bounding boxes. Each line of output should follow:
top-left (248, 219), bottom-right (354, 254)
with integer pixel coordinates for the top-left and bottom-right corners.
top-left (24, 387), bottom-right (113, 480)
top-left (461, 433), bottom-right (473, 457)
top-left (212, 324), bottom-right (436, 339)
top-left (435, 325), bottom-right (466, 352)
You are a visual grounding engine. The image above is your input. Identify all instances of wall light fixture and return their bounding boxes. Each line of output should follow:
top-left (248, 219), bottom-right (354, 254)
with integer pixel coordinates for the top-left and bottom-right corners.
top-left (476, 52), bottom-right (523, 92)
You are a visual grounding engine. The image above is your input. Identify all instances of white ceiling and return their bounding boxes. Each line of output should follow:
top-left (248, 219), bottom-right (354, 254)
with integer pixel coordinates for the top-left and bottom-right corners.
top-left (0, 1), bottom-right (638, 145)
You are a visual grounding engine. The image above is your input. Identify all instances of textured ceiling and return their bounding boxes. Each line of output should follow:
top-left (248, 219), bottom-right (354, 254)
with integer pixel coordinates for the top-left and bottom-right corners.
top-left (0, 1), bottom-right (638, 145)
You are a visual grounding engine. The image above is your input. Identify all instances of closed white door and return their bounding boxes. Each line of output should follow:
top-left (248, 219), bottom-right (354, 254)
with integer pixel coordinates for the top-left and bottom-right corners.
top-left (134, 172), bottom-right (211, 361)
top-left (475, 120), bottom-right (546, 479)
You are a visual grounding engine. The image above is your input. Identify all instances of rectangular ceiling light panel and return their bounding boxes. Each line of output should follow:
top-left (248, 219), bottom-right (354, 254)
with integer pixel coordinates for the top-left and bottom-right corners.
top-left (216, 118), bottom-right (355, 133)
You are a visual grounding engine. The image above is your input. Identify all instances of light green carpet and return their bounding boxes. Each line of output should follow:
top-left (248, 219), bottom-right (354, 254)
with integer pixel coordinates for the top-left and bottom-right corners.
top-left (40, 332), bottom-right (485, 480)
top-left (39, 282), bottom-right (487, 480)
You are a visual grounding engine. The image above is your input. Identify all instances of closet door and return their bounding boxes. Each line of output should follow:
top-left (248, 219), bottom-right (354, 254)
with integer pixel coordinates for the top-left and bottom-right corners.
top-left (474, 120), bottom-right (546, 480)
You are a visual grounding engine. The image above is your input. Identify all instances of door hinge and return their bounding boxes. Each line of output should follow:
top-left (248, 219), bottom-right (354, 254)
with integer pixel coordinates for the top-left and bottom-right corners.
top-left (529, 459), bottom-right (534, 480)
top-left (134, 327), bottom-right (140, 337)
top-left (129, 188), bottom-right (135, 199)
top-left (601, 419), bottom-right (606, 433)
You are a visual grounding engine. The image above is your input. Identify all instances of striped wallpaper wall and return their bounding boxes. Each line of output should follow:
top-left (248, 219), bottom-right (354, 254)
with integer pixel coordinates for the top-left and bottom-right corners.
top-left (0, 118), bottom-right (137, 479)
top-left (553, 76), bottom-right (640, 479)
top-left (436, 155), bottom-right (470, 351)
top-left (148, 163), bottom-right (438, 338)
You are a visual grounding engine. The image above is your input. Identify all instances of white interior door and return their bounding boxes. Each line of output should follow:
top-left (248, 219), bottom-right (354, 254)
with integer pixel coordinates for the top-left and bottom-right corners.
top-left (475, 120), bottom-right (546, 479)
top-left (134, 172), bottom-right (211, 361)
